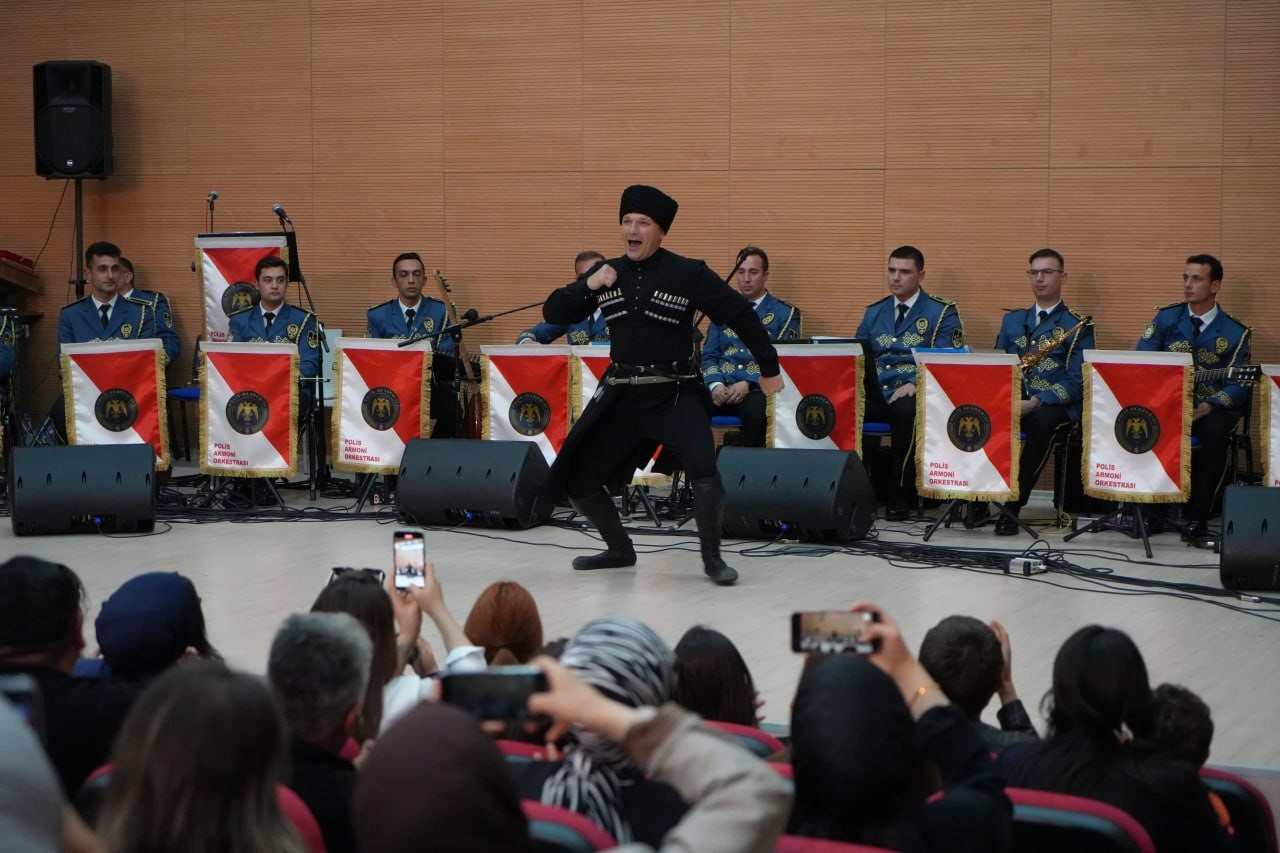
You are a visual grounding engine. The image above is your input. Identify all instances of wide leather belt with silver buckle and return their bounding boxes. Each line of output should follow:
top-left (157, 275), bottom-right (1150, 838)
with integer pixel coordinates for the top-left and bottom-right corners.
top-left (605, 374), bottom-right (679, 386)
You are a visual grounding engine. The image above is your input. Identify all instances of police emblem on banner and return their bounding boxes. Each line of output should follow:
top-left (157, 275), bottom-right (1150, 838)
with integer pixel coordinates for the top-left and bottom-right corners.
top-left (509, 392), bottom-right (551, 436)
top-left (795, 393), bottom-right (837, 440)
top-left (94, 388), bottom-right (138, 432)
top-left (227, 390), bottom-right (270, 435)
top-left (222, 281), bottom-right (258, 315)
top-left (362, 386), bottom-right (400, 430)
top-left (947, 404), bottom-right (991, 452)
top-left (1114, 405), bottom-right (1160, 454)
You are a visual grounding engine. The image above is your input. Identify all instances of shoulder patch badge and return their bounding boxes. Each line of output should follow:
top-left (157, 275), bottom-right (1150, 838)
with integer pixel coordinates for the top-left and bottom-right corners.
top-left (1142, 323), bottom-right (1155, 340)
top-left (951, 328), bottom-right (963, 348)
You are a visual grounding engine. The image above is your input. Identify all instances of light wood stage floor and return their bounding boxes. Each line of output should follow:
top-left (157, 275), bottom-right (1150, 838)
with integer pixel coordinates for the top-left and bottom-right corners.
top-left (3, 476), bottom-right (1277, 777)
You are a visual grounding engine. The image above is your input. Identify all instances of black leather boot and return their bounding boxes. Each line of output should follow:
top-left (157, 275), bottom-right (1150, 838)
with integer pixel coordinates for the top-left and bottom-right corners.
top-left (691, 476), bottom-right (738, 586)
top-left (569, 491), bottom-right (636, 571)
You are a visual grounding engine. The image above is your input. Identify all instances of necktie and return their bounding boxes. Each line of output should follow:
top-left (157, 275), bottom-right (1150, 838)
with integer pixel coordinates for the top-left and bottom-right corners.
top-left (99, 304), bottom-right (110, 329)
top-left (1191, 316), bottom-right (1203, 337)
top-left (1038, 309), bottom-right (1049, 326)
top-left (895, 303), bottom-right (908, 330)
top-left (405, 308), bottom-right (416, 330)
top-left (264, 311), bottom-right (276, 338)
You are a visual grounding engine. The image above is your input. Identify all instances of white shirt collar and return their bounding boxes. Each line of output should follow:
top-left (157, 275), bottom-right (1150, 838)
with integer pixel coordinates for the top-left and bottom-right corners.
top-left (399, 298), bottom-right (423, 313)
top-left (1032, 301), bottom-right (1062, 318)
top-left (894, 291), bottom-right (920, 312)
top-left (91, 295), bottom-right (117, 311)
top-left (1189, 304), bottom-right (1219, 328)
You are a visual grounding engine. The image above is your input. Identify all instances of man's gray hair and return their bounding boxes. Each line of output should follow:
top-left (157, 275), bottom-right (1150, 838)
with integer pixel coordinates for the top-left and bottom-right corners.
top-left (268, 612), bottom-right (372, 740)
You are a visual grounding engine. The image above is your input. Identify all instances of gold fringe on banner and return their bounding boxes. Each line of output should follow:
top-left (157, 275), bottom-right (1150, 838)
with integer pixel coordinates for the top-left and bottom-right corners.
top-left (328, 344), bottom-right (345, 469)
top-left (481, 355), bottom-right (492, 441)
top-left (60, 354), bottom-right (77, 445)
top-left (423, 352), bottom-right (433, 435)
top-left (197, 351), bottom-right (210, 473)
top-left (154, 348), bottom-right (171, 470)
top-left (854, 354), bottom-right (866, 458)
top-left (913, 369), bottom-right (927, 495)
top-left (1082, 368), bottom-right (1098, 500)
top-left (764, 392), bottom-right (776, 448)
top-left (1006, 365), bottom-right (1022, 504)
top-left (1263, 377), bottom-right (1274, 486)
top-left (569, 355), bottom-right (583, 421)
top-left (1178, 364), bottom-right (1193, 502)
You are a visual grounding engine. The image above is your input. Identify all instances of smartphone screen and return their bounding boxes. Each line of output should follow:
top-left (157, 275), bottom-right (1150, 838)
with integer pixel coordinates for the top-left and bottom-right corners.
top-left (439, 667), bottom-right (550, 721)
top-left (790, 610), bottom-right (879, 655)
top-left (393, 530), bottom-right (426, 589)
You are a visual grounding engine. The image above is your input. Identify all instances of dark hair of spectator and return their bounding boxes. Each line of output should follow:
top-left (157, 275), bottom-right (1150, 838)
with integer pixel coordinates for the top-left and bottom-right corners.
top-left (1149, 683), bottom-right (1214, 767)
top-left (1043, 625), bottom-right (1155, 744)
top-left (311, 572), bottom-right (397, 739)
top-left (463, 581), bottom-right (544, 666)
top-left (0, 556), bottom-right (84, 663)
top-left (98, 661), bottom-right (302, 853)
top-left (672, 626), bottom-right (758, 726)
top-left (917, 615), bottom-right (1002, 719)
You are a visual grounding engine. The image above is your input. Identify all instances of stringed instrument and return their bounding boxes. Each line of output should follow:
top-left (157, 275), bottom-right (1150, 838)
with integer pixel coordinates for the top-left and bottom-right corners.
top-left (431, 269), bottom-right (484, 439)
top-left (1193, 364), bottom-right (1260, 384)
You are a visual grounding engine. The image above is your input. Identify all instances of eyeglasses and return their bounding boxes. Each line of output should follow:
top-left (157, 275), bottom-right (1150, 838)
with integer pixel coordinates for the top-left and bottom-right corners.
top-left (1026, 269), bottom-right (1063, 279)
top-left (327, 567), bottom-right (385, 585)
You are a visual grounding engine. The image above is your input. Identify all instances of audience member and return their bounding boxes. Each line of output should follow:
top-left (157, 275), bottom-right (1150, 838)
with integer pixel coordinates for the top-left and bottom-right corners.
top-left (1149, 682), bottom-right (1233, 836)
top-left (673, 625), bottom-right (761, 727)
top-left (917, 616), bottom-right (1038, 751)
top-left (269, 612), bottom-right (371, 853)
top-left (0, 556), bottom-right (138, 796)
top-left (353, 656), bottom-right (792, 853)
top-left (1000, 626), bottom-right (1229, 852)
top-left (97, 661), bottom-right (304, 853)
top-left (463, 580), bottom-right (544, 665)
top-left (74, 572), bottom-right (222, 684)
top-left (788, 603), bottom-right (1012, 852)
top-left (311, 569), bottom-right (399, 740)
top-left (512, 617), bottom-right (687, 846)
top-left (0, 698), bottom-right (74, 852)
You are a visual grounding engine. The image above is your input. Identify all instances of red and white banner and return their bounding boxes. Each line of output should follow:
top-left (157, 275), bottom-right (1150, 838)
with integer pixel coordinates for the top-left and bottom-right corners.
top-left (200, 342), bottom-right (298, 477)
top-left (61, 340), bottom-right (169, 468)
top-left (332, 338), bottom-right (431, 475)
top-left (915, 352), bottom-right (1021, 500)
top-left (1263, 365), bottom-right (1280, 488)
top-left (482, 346), bottom-right (572, 465)
top-left (195, 234), bottom-right (288, 342)
top-left (772, 344), bottom-right (862, 453)
top-left (1083, 350), bottom-right (1191, 502)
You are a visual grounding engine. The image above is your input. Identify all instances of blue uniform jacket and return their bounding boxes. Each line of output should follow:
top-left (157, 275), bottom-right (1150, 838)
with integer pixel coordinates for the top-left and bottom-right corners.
top-left (227, 303), bottom-right (321, 378)
top-left (855, 290), bottom-right (964, 401)
top-left (996, 303), bottom-right (1095, 421)
top-left (123, 289), bottom-right (180, 365)
top-left (515, 312), bottom-right (610, 346)
top-left (58, 296), bottom-right (155, 348)
top-left (0, 314), bottom-right (14, 378)
top-left (701, 292), bottom-right (802, 387)
top-left (365, 297), bottom-right (454, 354)
top-left (1136, 301), bottom-right (1251, 411)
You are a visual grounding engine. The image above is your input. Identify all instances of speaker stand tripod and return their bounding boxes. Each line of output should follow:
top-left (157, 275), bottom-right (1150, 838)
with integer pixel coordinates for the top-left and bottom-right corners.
top-left (924, 499), bottom-right (1039, 541)
top-left (1063, 501), bottom-right (1155, 558)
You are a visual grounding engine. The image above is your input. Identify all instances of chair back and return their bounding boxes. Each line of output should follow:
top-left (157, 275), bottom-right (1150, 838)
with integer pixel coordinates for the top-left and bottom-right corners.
top-left (1201, 766), bottom-right (1279, 853)
top-left (1007, 787), bottom-right (1155, 853)
top-left (521, 800), bottom-right (617, 852)
top-left (705, 719), bottom-right (786, 757)
top-left (775, 835), bottom-right (900, 852)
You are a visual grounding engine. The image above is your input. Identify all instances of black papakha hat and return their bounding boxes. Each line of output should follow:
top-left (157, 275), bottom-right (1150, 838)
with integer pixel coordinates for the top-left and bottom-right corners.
top-left (619, 185), bottom-right (678, 234)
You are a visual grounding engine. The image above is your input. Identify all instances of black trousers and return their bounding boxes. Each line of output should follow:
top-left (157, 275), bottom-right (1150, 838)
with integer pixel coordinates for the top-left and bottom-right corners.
top-left (564, 382), bottom-right (716, 499)
top-left (710, 386), bottom-right (767, 447)
top-left (864, 393), bottom-right (918, 502)
top-left (1014, 404), bottom-right (1073, 508)
top-left (429, 379), bottom-right (460, 438)
top-left (1189, 408), bottom-right (1240, 518)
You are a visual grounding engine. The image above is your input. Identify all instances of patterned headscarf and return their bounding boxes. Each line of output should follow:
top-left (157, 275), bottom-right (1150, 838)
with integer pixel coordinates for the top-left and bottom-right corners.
top-left (541, 617), bottom-right (675, 843)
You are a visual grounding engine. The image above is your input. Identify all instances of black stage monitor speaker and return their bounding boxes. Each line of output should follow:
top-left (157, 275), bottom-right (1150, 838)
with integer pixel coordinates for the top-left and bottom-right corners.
top-left (717, 447), bottom-right (876, 543)
top-left (33, 60), bottom-right (113, 179)
top-left (10, 444), bottom-right (154, 536)
top-left (396, 439), bottom-right (552, 529)
top-left (1220, 485), bottom-right (1280, 591)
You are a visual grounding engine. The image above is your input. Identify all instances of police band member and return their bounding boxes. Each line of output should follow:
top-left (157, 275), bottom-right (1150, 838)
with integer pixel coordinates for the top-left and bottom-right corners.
top-left (1136, 253), bottom-right (1251, 543)
top-left (228, 256), bottom-right (321, 399)
top-left (543, 185), bottom-right (783, 586)
top-left (992, 248), bottom-right (1095, 534)
top-left (0, 311), bottom-right (14, 380)
top-left (516, 251), bottom-right (611, 346)
top-left (856, 245), bottom-right (964, 521)
top-left (366, 252), bottom-right (459, 437)
top-left (117, 256), bottom-right (181, 365)
top-left (700, 245), bottom-right (802, 447)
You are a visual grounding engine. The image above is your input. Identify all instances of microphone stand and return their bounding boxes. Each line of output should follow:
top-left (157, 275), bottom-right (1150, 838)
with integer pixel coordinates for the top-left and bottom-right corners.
top-left (396, 300), bottom-right (545, 348)
top-left (276, 213), bottom-right (332, 501)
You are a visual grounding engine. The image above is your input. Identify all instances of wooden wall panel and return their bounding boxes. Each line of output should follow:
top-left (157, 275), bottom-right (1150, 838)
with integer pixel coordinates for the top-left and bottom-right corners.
top-left (729, 0), bottom-right (885, 170)
top-left (727, 170), bottom-right (885, 336)
top-left (1048, 168), bottom-right (1223, 351)
top-left (312, 0), bottom-right (443, 176)
top-left (184, 0), bottom-right (314, 174)
top-left (884, 169), bottom-right (1050, 349)
top-left (1222, 167), bottom-right (1280, 366)
top-left (582, 1), bottom-right (731, 171)
top-left (0, 2), bottom-right (69, 178)
top-left (1051, 1), bottom-right (1224, 167)
top-left (444, 1), bottom-right (581, 172)
top-left (887, 0), bottom-right (1050, 168)
top-left (1225, 0), bottom-right (1280, 165)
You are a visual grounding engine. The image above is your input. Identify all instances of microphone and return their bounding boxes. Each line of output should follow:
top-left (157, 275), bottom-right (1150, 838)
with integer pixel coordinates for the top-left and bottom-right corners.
top-left (462, 308), bottom-right (480, 323)
top-left (272, 204), bottom-right (292, 224)
top-left (207, 190), bottom-right (219, 203)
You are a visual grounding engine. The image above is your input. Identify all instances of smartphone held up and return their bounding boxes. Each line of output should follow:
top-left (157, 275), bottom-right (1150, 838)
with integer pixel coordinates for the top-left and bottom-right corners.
top-left (791, 610), bottom-right (880, 656)
top-left (393, 530), bottom-right (426, 589)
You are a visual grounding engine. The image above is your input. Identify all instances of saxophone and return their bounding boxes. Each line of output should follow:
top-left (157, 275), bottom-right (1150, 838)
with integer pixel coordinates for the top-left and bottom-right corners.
top-left (1020, 315), bottom-right (1091, 372)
